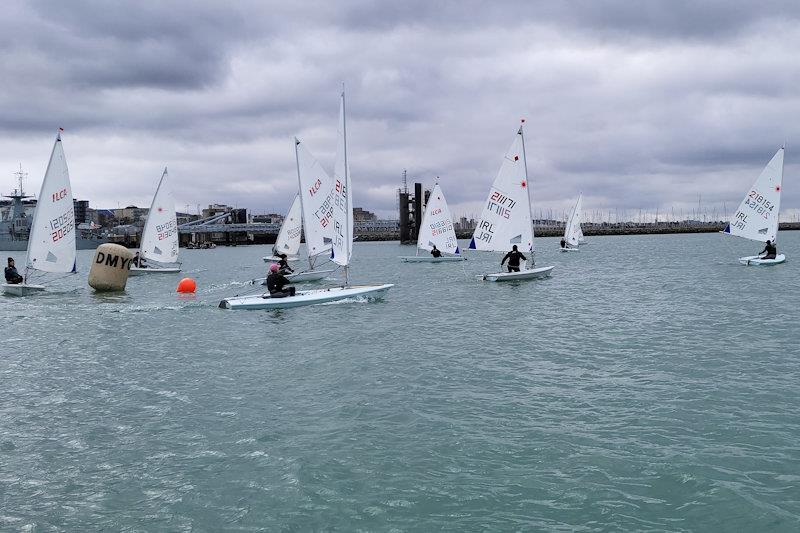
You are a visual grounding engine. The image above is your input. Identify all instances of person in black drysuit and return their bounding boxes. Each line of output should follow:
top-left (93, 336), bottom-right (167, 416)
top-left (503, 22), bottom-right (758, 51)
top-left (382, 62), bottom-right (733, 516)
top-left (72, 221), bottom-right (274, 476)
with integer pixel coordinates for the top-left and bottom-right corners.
top-left (501, 245), bottom-right (527, 272)
top-left (759, 239), bottom-right (777, 260)
top-left (560, 238), bottom-right (566, 249)
top-left (430, 245), bottom-right (442, 258)
top-left (132, 252), bottom-right (147, 268)
top-left (266, 264), bottom-right (295, 298)
top-left (4, 257), bottom-right (22, 284)
top-left (277, 253), bottom-right (294, 274)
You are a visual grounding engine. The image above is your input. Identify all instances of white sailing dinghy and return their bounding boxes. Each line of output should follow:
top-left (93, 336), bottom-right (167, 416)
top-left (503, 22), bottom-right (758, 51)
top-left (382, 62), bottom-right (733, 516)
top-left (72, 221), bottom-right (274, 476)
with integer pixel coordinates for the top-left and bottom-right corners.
top-left (560, 193), bottom-right (582, 252)
top-left (129, 168), bottom-right (181, 275)
top-left (722, 146), bottom-right (786, 265)
top-left (469, 122), bottom-right (554, 281)
top-left (220, 89), bottom-right (392, 309)
top-left (400, 182), bottom-right (466, 262)
top-left (262, 195), bottom-right (302, 264)
top-left (2, 130), bottom-right (77, 296)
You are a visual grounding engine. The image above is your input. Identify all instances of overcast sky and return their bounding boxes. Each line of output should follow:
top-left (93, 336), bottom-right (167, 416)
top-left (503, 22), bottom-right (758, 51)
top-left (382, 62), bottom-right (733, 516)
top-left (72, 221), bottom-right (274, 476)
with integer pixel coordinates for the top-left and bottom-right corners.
top-left (1, 0), bottom-right (799, 220)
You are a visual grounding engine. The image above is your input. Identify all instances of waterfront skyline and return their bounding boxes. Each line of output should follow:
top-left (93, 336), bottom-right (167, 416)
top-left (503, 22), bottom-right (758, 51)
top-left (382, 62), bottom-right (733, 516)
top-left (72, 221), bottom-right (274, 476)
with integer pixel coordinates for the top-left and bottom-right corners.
top-left (1, 1), bottom-right (799, 219)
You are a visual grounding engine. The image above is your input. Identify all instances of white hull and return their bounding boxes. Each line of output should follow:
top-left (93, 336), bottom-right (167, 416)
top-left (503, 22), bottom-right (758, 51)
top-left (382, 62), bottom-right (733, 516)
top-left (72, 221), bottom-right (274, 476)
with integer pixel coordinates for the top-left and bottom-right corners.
top-left (263, 255), bottom-right (300, 264)
top-left (399, 255), bottom-right (466, 263)
top-left (479, 265), bottom-right (555, 282)
top-left (285, 269), bottom-right (337, 282)
top-left (559, 247), bottom-right (580, 252)
top-left (2, 283), bottom-right (46, 296)
top-left (220, 284), bottom-right (394, 310)
top-left (129, 266), bottom-right (182, 276)
top-left (739, 254), bottom-right (786, 266)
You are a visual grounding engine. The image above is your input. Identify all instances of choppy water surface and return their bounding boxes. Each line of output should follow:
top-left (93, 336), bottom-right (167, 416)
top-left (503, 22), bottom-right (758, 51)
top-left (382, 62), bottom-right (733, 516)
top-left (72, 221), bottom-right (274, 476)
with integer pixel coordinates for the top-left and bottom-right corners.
top-left (1, 232), bottom-right (799, 531)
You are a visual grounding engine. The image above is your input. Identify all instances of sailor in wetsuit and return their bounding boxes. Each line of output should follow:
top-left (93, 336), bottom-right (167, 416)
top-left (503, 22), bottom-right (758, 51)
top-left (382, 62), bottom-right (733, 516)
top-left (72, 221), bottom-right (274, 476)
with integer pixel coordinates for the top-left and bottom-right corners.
top-left (501, 245), bottom-right (527, 272)
top-left (132, 252), bottom-right (147, 268)
top-left (266, 263), bottom-right (295, 298)
top-left (4, 257), bottom-right (23, 284)
top-left (759, 239), bottom-right (777, 260)
top-left (277, 253), bottom-right (294, 274)
top-left (430, 245), bottom-right (442, 258)
top-left (560, 238), bottom-right (566, 249)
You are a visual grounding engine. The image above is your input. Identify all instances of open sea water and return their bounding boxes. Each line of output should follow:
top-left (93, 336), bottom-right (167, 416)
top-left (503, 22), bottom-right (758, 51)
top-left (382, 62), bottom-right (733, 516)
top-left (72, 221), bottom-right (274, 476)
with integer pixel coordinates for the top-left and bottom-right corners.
top-left (1, 232), bottom-right (799, 531)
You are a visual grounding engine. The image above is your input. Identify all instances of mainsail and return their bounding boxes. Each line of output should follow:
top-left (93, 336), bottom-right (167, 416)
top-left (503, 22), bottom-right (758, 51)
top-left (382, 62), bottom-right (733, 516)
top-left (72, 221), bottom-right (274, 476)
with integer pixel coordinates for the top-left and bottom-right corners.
top-left (418, 183), bottom-right (460, 255)
top-left (469, 126), bottom-right (532, 253)
top-left (331, 89), bottom-right (353, 267)
top-left (564, 193), bottom-right (583, 247)
top-left (723, 147), bottom-right (784, 243)
top-left (140, 168), bottom-right (179, 263)
top-left (295, 138), bottom-right (334, 258)
top-left (26, 131), bottom-right (76, 275)
top-left (274, 194), bottom-right (302, 257)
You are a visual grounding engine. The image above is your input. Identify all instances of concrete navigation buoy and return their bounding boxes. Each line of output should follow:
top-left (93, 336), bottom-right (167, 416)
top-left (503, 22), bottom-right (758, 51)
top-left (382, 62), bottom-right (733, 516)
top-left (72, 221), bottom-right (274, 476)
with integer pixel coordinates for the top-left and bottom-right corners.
top-left (88, 244), bottom-right (134, 292)
top-left (177, 277), bottom-right (196, 293)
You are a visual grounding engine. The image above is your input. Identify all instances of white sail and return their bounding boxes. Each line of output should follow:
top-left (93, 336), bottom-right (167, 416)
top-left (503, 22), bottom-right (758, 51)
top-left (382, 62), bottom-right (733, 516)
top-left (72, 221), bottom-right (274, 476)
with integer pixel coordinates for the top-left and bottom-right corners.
top-left (723, 147), bottom-right (784, 243)
top-left (418, 183), bottom-right (460, 255)
top-left (564, 193), bottom-right (583, 247)
top-left (295, 138), bottom-right (334, 258)
top-left (26, 131), bottom-right (76, 274)
top-left (469, 126), bottom-right (532, 253)
top-left (140, 168), bottom-right (179, 263)
top-left (331, 90), bottom-right (353, 267)
top-left (274, 194), bottom-right (302, 257)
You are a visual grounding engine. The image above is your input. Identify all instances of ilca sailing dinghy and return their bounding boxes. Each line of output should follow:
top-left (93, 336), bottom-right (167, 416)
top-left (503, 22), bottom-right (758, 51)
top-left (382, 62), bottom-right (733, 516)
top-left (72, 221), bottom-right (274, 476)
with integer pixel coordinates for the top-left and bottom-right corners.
top-left (399, 182), bottom-right (466, 262)
top-left (129, 168), bottom-right (181, 275)
top-left (2, 130), bottom-right (77, 296)
top-left (470, 121), bottom-right (554, 281)
top-left (722, 146), bottom-right (786, 265)
top-left (262, 195), bottom-right (302, 264)
top-left (220, 89), bottom-right (392, 309)
top-left (560, 193), bottom-right (583, 252)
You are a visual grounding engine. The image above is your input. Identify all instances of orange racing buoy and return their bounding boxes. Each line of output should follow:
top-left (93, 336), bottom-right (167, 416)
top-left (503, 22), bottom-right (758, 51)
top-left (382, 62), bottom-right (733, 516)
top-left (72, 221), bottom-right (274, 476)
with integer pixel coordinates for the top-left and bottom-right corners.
top-left (176, 277), bottom-right (196, 293)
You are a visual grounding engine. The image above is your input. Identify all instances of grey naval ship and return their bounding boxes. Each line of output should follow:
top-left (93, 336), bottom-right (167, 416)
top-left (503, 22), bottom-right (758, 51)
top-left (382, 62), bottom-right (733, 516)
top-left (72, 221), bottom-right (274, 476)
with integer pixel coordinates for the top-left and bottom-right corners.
top-left (0, 166), bottom-right (108, 251)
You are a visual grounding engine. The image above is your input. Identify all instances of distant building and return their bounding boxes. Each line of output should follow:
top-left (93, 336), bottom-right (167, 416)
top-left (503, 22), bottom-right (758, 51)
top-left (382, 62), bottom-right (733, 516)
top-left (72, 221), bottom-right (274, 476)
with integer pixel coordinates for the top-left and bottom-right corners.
top-left (73, 199), bottom-right (90, 224)
top-left (398, 176), bottom-right (430, 243)
top-left (353, 207), bottom-right (377, 222)
top-left (251, 213), bottom-right (285, 224)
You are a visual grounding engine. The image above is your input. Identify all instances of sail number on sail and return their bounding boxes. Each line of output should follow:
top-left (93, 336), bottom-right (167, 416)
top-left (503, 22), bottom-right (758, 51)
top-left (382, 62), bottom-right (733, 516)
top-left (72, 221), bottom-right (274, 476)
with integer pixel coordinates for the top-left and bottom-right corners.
top-left (49, 209), bottom-right (75, 242)
top-left (744, 189), bottom-right (776, 219)
top-left (156, 220), bottom-right (177, 241)
top-left (310, 176), bottom-right (335, 228)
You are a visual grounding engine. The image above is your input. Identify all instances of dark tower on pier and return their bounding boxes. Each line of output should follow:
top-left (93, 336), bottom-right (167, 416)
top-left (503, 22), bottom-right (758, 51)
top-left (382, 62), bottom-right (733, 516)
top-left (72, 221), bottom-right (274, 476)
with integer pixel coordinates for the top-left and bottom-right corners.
top-left (397, 170), bottom-right (430, 244)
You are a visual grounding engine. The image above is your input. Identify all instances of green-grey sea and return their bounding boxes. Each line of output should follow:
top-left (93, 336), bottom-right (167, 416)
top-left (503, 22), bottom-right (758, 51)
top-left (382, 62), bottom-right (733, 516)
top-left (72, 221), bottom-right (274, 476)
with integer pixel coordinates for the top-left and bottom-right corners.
top-left (2, 232), bottom-right (799, 531)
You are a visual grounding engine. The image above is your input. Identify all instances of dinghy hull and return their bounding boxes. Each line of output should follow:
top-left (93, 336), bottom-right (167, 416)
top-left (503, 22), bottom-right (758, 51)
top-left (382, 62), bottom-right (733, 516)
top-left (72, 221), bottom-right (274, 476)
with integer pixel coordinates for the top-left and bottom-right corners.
top-left (2, 283), bottom-right (46, 296)
top-left (263, 255), bottom-right (300, 264)
top-left (479, 265), bottom-right (554, 281)
top-left (129, 266), bottom-right (182, 276)
top-left (739, 254), bottom-right (786, 266)
top-left (399, 256), bottom-right (466, 263)
top-left (559, 247), bottom-right (579, 252)
top-left (219, 284), bottom-right (394, 310)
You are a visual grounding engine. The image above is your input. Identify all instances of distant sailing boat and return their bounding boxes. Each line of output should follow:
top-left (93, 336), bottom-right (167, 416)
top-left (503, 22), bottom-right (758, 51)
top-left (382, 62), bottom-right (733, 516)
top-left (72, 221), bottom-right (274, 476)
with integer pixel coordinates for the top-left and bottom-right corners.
top-left (220, 88), bottom-right (393, 309)
top-left (2, 130), bottom-right (77, 295)
top-left (722, 146), bottom-right (786, 265)
top-left (262, 195), bottom-right (302, 264)
top-left (399, 182), bottom-right (466, 262)
top-left (560, 193), bottom-right (582, 252)
top-left (469, 121), bottom-right (554, 281)
top-left (130, 168), bottom-right (181, 275)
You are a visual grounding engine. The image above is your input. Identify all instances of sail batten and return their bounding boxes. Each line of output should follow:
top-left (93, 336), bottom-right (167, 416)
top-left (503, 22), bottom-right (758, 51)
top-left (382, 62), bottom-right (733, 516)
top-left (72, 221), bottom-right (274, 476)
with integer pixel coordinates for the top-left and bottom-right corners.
top-left (725, 147), bottom-right (784, 243)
